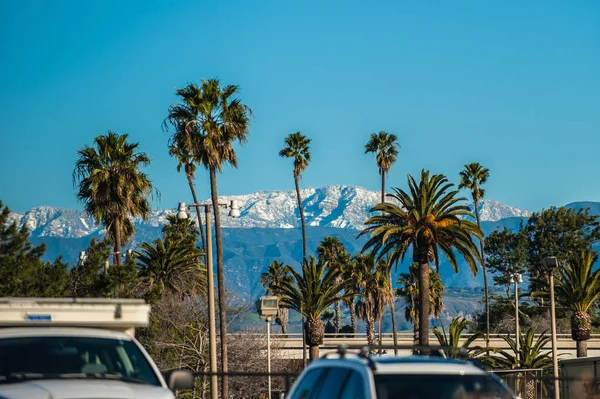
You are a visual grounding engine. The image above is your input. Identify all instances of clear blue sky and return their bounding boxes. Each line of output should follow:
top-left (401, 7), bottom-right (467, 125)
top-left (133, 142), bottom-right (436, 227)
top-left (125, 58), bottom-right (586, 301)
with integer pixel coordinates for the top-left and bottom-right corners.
top-left (1, 0), bottom-right (599, 213)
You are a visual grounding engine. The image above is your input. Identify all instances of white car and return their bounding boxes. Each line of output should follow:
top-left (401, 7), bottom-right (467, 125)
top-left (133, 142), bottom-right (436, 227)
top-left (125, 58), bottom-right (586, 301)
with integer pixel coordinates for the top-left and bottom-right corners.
top-left (0, 327), bottom-right (193, 399)
top-left (287, 348), bottom-right (516, 399)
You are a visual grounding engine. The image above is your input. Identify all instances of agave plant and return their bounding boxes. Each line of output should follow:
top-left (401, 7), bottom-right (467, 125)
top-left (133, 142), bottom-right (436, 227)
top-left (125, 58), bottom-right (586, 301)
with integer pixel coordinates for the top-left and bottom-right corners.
top-left (432, 316), bottom-right (483, 359)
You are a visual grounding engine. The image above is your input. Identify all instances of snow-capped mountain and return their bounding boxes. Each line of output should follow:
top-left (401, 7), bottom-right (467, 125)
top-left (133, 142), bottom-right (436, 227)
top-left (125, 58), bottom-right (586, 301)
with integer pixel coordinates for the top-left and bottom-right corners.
top-left (9, 185), bottom-right (530, 239)
top-left (470, 199), bottom-right (531, 222)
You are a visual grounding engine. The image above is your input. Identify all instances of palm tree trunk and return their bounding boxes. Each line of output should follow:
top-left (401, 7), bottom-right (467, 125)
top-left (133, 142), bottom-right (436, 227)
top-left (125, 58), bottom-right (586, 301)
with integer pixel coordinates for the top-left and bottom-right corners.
top-left (418, 261), bottom-right (430, 347)
top-left (474, 197), bottom-right (489, 348)
top-left (389, 271), bottom-right (399, 355)
top-left (413, 313), bottom-right (420, 344)
top-left (382, 172), bottom-right (399, 354)
top-left (209, 167), bottom-right (228, 399)
top-left (277, 307), bottom-right (288, 335)
top-left (366, 312), bottom-right (375, 347)
top-left (350, 300), bottom-right (357, 336)
top-left (294, 175), bottom-right (307, 263)
top-left (186, 167), bottom-right (206, 252)
top-left (378, 316), bottom-right (383, 355)
top-left (335, 301), bottom-right (342, 332)
top-left (577, 340), bottom-right (588, 358)
top-left (114, 219), bottom-right (122, 267)
top-left (305, 317), bottom-right (323, 362)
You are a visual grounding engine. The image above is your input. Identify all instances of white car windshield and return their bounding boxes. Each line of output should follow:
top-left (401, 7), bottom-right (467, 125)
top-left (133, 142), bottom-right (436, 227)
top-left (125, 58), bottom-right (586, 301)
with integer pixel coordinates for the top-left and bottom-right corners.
top-left (0, 336), bottom-right (160, 386)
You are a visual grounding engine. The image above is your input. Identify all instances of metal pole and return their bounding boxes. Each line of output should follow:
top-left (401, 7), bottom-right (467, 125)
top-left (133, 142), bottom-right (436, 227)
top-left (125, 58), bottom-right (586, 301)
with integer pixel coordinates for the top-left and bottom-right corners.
top-left (550, 271), bottom-right (560, 399)
top-left (267, 315), bottom-right (272, 399)
top-left (205, 206), bottom-right (218, 399)
top-left (515, 280), bottom-right (520, 364)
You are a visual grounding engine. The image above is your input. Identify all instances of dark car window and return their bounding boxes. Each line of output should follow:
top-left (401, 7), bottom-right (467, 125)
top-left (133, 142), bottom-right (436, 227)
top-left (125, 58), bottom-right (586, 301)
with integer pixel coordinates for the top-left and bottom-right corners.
top-left (340, 370), bottom-right (367, 399)
top-left (291, 368), bottom-right (327, 399)
top-left (314, 367), bottom-right (351, 399)
top-left (375, 374), bottom-right (513, 399)
top-left (0, 336), bottom-right (160, 386)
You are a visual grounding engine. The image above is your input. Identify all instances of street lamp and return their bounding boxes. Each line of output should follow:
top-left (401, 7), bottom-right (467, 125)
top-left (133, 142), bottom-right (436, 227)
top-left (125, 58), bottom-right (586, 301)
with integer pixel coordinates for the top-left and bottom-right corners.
top-left (177, 200), bottom-right (239, 399)
top-left (257, 295), bottom-right (279, 399)
top-left (509, 272), bottom-right (523, 363)
top-left (542, 256), bottom-right (560, 399)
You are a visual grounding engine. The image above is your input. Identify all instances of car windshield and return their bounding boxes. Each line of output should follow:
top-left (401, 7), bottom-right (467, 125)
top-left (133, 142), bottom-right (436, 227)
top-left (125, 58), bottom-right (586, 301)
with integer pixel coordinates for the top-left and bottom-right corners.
top-left (0, 336), bottom-right (160, 386)
top-left (375, 374), bottom-right (513, 399)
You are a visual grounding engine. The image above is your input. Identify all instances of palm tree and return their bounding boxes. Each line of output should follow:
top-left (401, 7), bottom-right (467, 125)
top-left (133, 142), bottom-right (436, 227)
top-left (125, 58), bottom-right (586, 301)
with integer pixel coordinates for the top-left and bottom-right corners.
top-left (432, 316), bottom-right (483, 359)
top-left (354, 253), bottom-right (389, 348)
top-left (317, 236), bottom-right (347, 331)
top-left (481, 327), bottom-right (552, 399)
top-left (365, 131), bottom-right (401, 353)
top-left (73, 131), bottom-right (155, 266)
top-left (259, 260), bottom-right (293, 334)
top-left (135, 238), bottom-right (206, 303)
top-left (459, 162), bottom-right (490, 347)
top-left (276, 256), bottom-right (346, 361)
top-left (554, 248), bottom-right (600, 357)
top-left (164, 79), bottom-right (252, 398)
top-left (165, 122), bottom-right (206, 252)
top-left (341, 253), bottom-right (360, 335)
top-left (279, 132), bottom-right (311, 263)
top-left (396, 264), bottom-right (445, 343)
top-left (361, 170), bottom-right (482, 346)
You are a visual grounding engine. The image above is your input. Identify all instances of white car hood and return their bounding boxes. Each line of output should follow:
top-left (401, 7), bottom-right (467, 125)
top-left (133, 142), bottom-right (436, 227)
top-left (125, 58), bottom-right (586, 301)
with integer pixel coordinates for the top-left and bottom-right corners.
top-left (0, 379), bottom-right (174, 399)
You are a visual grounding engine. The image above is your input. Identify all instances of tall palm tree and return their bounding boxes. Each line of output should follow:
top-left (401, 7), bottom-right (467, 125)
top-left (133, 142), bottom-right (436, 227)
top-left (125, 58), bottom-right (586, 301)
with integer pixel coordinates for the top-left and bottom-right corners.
top-left (259, 260), bottom-right (293, 334)
top-left (164, 79), bottom-right (252, 398)
top-left (341, 253), bottom-right (360, 335)
top-left (276, 256), bottom-right (346, 361)
top-left (396, 264), bottom-right (445, 343)
top-left (459, 162), bottom-right (490, 346)
top-left (279, 132), bottom-right (311, 264)
top-left (361, 170), bottom-right (482, 346)
top-left (135, 238), bottom-right (206, 303)
top-left (165, 122), bottom-right (206, 252)
top-left (554, 248), bottom-right (600, 357)
top-left (432, 316), bottom-right (483, 359)
top-left (365, 131), bottom-right (401, 353)
top-left (317, 236), bottom-right (347, 331)
top-left (354, 253), bottom-right (389, 348)
top-left (73, 131), bottom-right (155, 266)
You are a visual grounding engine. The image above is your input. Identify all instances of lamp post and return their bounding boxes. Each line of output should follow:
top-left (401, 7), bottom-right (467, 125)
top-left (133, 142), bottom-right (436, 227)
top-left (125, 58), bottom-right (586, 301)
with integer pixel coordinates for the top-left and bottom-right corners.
top-left (542, 256), bottom-right (560, 399)
top-left (177, 200), bottom-right (240, 399)
top-left (509, 272), bottom-right (523, 363)
top-left (257, 296), bottom-right (279, 399)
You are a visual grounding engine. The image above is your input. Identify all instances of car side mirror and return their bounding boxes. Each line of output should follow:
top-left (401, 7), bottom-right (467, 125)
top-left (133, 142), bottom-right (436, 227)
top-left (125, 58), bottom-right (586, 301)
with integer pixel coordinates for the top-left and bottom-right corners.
top-left (163, 369), bottom-right (195, 391)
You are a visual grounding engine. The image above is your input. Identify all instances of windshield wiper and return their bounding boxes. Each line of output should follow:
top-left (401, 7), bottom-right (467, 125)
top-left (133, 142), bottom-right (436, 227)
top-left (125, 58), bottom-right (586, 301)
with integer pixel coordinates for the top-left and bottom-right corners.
top-left (58, 373), bottom-right (151, 385)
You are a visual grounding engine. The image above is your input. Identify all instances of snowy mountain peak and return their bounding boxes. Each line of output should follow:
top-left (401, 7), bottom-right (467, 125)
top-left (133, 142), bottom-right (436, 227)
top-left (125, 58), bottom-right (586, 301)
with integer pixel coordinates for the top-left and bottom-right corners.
top-left (9, 185), bottom-right (531, 238)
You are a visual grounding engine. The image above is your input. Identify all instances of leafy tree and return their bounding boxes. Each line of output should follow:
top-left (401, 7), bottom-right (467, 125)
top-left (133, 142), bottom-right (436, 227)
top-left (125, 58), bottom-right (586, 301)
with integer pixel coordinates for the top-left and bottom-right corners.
top-left (276, 256), bottom-right (346, 361)
top-left (165, 79), bottom-right (252, 397)
top-left (365, 131), bottom-right (401, 353)
top-left (0, 200), bottom-right (68, 297)
top-left (524, 207), bottom-right (600, 292)
top-left (433, 316), bottom-right (483, 359)
top-left (279, 132), bottom-right (311, 264)
top-left (317, 236), bottom-right (348, 331)
top-left (361, 170), bottom-right (482, 345)
top-left (459, 162), bottom-right (491, 347)
top-left (396, 264), bottom-right (444, 342)
top-left (354, 253), bottom-right (389, 348)
top-left (486, 227), bottom-right (527, 298)
top-left (68, 238), bottom-right (112, 297)
top-left (321, 309), bottom-right (337, 334)
top-left (73, 131), bottom-right (155, 266)
top-left (259, 260), bottom-right (293, 334)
